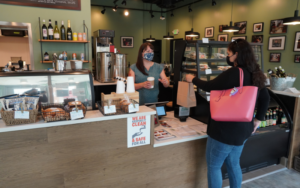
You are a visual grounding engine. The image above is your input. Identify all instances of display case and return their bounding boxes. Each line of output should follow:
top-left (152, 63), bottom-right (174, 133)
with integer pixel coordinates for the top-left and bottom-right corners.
top-left (0, 70), bottom-right (95, 111)
top-left (172, 40), bottom-right (292, 179)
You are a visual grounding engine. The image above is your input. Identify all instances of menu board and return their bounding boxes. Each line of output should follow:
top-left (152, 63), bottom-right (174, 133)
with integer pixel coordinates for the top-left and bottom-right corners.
top-left (0, 0), bottom-right (81, 10)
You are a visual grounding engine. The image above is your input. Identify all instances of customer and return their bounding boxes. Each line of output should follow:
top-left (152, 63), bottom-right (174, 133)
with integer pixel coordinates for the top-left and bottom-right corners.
top-left (128, 42), bottom-right (169, 105)
top-left (186, 39), bottom-right (269, 188)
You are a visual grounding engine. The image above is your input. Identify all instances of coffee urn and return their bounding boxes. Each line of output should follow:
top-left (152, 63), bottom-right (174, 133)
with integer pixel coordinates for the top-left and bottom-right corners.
top-left (114, 54), bottom-right (127, 78)
top-left (97, 52), bottom-right (115, 82)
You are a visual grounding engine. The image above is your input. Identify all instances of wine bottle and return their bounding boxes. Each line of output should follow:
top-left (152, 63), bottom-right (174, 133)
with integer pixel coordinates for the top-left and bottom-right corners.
top-left (266, 113), bottom-right (270, 127)
top-left (267, 69), bottom-right (276, 77)
top-left (67, 20), bottom-right (72, 40)
top-left (54, 21), bottom-right (60, 40)
top-left (273, 112), bottom-right (277, 126)
top-left (42, 19), bottom-right (47, 40)
top-left (281, 113), bottom-right (287, 124)
top-left (48, 19), bottom-right (53, 40)
top-left (281, 69), bottom-right (286, 77)
top-left (60, 20), bottom-right (66, 40)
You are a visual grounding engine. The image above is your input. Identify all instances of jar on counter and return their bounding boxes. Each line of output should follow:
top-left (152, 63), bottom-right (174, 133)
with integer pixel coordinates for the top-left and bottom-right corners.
top-left (44, 52), bottom-right (49, 61)
top-left (73, 32), bottom-right (78, 41)
top-left (78, 33), bottom-right (83, 41)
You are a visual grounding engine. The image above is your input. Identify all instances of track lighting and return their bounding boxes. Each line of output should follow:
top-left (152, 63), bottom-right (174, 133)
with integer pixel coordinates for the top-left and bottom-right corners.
top-left (124, 10), bottom-right (129, 16)
top-left (112, 4), bottom-right (118, 12)
top-left (188, 5), bottom-right (192, 12)
top-left (212, 0), bottom-right (217, 6)
top-left (160, 16), bottom-right (165, 20)
top-left (171, 11), bottom-right (174, 17)
top-left (101, 7), bottom-right (106, 14)
top-left (121, 0), bottom-right (126, 6)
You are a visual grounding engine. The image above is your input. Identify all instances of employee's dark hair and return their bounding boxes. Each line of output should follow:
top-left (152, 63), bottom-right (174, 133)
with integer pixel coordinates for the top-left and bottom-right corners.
top-left (228, 39), bottom-right (266, 89)
top-left (136, 42), bottom-right (154, 76)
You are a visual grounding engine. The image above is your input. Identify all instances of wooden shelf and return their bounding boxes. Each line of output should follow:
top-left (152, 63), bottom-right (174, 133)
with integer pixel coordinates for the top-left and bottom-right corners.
top-left (40, 60), bottom-right (90, 63)
top-left (39, 39), bottom-right (89, 43)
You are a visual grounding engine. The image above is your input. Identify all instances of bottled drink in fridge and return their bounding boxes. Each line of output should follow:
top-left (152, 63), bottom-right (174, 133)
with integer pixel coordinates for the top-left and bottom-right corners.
top-left (272, 112), bottom-right (277, 126)
top-left (262, 115), bottom-right (267, 128)
top-left (60, 20), bottom-right (66, 40)
top-left (42, 19), bottom-right (47, 40)
top-left (54, 21), bottom-right (60, 40)
top-left (281, 113), bottom-right (287, 124)
top-left (48, 19), bottom-right (53, 40)
top-left (67, 20), bottom-right (72, 40)
top-left (266, 113), bottom-right (270, 127)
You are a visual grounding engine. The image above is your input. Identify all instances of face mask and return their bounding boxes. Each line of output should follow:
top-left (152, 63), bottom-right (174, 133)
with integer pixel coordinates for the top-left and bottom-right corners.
top-left (226, 56), bottom-right (234, 66)
top-left (143, 52), bottom-right (154, 61)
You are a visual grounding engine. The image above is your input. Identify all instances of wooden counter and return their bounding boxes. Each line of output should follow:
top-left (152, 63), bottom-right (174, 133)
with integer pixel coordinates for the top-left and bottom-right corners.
top-left (0, 108), bottom-right (208, 188)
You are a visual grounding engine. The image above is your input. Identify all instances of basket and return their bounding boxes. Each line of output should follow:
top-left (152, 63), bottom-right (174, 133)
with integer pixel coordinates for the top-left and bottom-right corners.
top-left (270, 77), bottom-right (287, 91)
top-left (98, 99), bottom-right (139, 116)
top-left (294, 156), bottom-right (300, 172)
top-left (41, 103), bottom-right (69, 122)
top-left (0, 106), bottom-right (38, 126)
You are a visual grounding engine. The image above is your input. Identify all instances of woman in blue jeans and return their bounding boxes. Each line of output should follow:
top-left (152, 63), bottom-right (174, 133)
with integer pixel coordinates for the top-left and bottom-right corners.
top-left (186, 39), bottom-right (270, 188)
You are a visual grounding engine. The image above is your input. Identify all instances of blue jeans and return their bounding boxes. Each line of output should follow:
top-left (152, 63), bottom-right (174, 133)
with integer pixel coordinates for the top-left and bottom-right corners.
top-left (206, 136), bottom-right (246, 188)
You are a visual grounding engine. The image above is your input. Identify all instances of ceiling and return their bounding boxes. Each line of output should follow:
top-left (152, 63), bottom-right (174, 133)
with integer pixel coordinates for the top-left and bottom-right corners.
top-left (141, 0), bottom-right (184, 8)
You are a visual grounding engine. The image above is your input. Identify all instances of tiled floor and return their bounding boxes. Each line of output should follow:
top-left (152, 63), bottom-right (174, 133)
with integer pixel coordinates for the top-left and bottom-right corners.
top-left (223, 165), bottom-right (300, 188)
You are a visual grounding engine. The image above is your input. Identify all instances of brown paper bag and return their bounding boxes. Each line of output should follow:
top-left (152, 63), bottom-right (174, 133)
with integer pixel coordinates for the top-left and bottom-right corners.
top-left (177, 81), bottom-right (196, 108)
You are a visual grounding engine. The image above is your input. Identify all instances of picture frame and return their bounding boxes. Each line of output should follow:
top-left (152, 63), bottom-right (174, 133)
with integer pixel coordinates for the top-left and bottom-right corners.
top-left (205, 27), bottom-right (214, 38)
top-left (218, 34), bottom-right (228, 42)
top-left (219, 25), bottom-right (228, 32)
top-left (121, 36), bottom-right (134, 48)
top-left (234, 21), bottom-right (247, 35)
top-left (268, 36), bottom-right (286, 50)
top-left (294, 55), bottom-right (300, 63)
top-left (270, 19), bottom-right (288, 34)
top-left (269, 53), bottom-right (281, 62)
top-left (293, 31), bottom-right (300, 51)
top-left (252, 35), bottom-right (263, 43)
top-left (253, 22), bottom-right (264, 33)
top-left (231, 36), bottom-right (247, 41)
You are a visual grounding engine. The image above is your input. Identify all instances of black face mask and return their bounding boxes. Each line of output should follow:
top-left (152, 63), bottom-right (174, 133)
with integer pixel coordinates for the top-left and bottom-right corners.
top-left (226, 56), bottom-right (234, 66)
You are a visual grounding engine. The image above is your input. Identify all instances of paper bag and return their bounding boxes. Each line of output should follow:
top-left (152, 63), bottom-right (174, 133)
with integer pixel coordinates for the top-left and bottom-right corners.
top-left (177, 81), bottom-right (197, 108)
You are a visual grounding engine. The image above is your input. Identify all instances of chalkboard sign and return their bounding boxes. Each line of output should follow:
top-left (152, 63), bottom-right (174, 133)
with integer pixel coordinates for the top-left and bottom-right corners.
top-left (0, 0), bottom-right (81, 10)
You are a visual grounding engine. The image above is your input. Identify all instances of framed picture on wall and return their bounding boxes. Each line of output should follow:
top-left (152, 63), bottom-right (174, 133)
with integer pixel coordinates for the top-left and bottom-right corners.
top-left (253, 22), bottom-right (264, 33)
top-left (270, 19), bottom-right (288, 34)
top-left (121, 37), bottom-right (134, 48)
top-left (269, 53), bottom-right (281, 62)
top-left (252, 35), bottom-right (263, 43)
top-left (205, 27), bottom-right (214, 38)
top-left (218, 34), bottom-right (228, 41)
top-left (219, 25), bottom-right (228, 32)
top-left (294, 55), bottom-right (300, 63)
top-left (293, 32), bottom-right (300, 51)
top-left (234, 21), bottom-right (247, 35)
top-left (268, 36), bottom-right (286, 50)
top-left (231, 36), bottom-right (247, 41)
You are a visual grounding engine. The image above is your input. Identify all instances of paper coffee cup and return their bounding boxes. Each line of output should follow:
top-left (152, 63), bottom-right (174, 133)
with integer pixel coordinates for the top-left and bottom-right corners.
top-left (126, 76), bottom-right (135, 93)
top-left (147, 77), bottom-right (155, 89)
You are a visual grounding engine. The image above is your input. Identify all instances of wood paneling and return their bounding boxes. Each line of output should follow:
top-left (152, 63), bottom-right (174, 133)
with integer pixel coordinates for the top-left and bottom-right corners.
top-left (288, 97), bottom-right (300, 169)
top-left (0, 116), bottom-right (208, 188)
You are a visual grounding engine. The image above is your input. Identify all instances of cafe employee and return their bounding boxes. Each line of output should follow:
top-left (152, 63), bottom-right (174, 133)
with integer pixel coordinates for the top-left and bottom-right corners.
top-left (128, 43), bottom-right (169, 105)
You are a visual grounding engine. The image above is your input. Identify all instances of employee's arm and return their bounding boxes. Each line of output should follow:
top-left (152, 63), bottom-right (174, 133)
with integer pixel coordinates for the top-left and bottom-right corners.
top-left (128, 69), bottom-right (151, 90)
top-left (159, 70), bottom-right (170, 88)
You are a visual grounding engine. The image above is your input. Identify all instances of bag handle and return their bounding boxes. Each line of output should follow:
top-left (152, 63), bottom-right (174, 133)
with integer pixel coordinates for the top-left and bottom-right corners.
top-left (239, 67), bottom-right (244, 88)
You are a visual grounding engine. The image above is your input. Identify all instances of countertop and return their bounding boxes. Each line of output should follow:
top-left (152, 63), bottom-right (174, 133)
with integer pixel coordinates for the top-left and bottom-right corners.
top-left (0, 106), bottom-right (156, 133)
top-left (270, 89), bottom-right (300, 98)
top-left (93, 80), bottom-right (117, 86)
top-left (153, 111), bottom-right (208, 147)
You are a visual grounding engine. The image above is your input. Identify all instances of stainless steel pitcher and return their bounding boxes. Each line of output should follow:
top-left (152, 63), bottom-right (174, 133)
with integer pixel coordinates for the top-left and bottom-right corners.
top-left (114, 54), bottom-right (127, 78)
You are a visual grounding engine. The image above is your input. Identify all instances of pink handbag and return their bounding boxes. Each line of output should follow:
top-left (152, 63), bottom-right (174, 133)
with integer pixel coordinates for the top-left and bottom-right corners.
top-left (210, 68), bottom-right (258, 122)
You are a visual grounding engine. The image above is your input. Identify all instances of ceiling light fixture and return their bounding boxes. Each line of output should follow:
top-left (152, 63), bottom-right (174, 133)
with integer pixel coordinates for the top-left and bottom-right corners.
top-left (163, 32), bottom-right (174, 40)
top-left (212, 0), bottom-right (217, 6)
top-left (188, 5), bottom-right (192, 12)
top-left (101, 7), bottom-right (106, 14)
top-left (146, 4), bottom-right (155, 42)
top-left (222, 0), bottom-right (240, 32)
top-left (185, 0), bottom-right (199, 38)
top-left (124, 10), bottom-right (129, 16)
top-left (150, 10), bottom-right (154, 18)
top-left (283, 0), bottom-right (300, 25)
top-left (112, 4), bottom-right (118, 12)
top-left (121, 0), bottom-right (126, 6)
top-left (160, 7), bottom-right (165, 20)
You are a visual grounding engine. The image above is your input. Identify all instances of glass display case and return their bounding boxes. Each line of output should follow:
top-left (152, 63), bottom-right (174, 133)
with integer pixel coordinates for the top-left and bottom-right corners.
top-left (0, 70), bottom-right (95, 110)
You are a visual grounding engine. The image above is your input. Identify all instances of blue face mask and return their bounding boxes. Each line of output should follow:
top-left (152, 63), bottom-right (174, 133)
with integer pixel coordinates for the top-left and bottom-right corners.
top-left (143, 52), bottom-right (154, 61)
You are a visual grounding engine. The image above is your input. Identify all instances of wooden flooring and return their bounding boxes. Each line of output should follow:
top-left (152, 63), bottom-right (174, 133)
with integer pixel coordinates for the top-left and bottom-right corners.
top-left (0, 117), bottom-right (208, 188)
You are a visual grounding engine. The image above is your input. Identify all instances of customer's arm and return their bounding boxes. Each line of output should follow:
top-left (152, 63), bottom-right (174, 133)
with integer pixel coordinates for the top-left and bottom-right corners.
top-left (159, 70), bottom-right (170, 88)
top-left (191, 67), bottom-right (240, 92)
top-left (255, 87), bottom-right (270, 121)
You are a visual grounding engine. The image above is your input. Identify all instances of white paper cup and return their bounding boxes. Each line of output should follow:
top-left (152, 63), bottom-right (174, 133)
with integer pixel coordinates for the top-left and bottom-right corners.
top-left (126, 76), bottom-right (135, 93)
top-left (147, 77), bottom-right (155, 89)
top-left (116, 80), bottom-right (125, 94)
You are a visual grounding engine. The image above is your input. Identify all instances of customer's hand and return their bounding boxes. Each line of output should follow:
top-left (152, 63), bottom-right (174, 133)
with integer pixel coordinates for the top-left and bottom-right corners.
top-left (253, 118), bottom-right (261, 133)
top-left (158, 78), bottom-right (169, 86)
top-left (142, 81), bottom-right (152, 89)
top-left (186, 74), bottom-right (195, 83)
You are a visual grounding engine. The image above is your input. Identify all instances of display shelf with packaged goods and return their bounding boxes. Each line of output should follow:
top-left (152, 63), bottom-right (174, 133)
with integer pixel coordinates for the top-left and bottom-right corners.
top-left (172, 40), bottom-right (294, 179)
top-left (38, 17), bottom-right (90, 64)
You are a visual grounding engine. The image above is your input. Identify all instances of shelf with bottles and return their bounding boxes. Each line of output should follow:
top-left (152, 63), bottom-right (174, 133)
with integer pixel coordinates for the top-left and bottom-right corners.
top-left (38, 39), bottom-right (89, 43)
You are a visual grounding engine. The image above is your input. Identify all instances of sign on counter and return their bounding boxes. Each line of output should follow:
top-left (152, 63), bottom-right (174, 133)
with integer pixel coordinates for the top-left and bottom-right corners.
top-left (104, 105), bottom-right (116, 114)
top-left (127, 115), bottom-right (150, 148)
top-left (14, 111), bottom-right (29, 119)
top-left (128, 104), bottom-right (139, 113)
top-left (70, 110), bottom-right (84, 120)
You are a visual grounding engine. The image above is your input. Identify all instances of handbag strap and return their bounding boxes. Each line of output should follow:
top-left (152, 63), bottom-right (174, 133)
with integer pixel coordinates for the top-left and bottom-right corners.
top-left (239, 68), bottom-right (244, 88)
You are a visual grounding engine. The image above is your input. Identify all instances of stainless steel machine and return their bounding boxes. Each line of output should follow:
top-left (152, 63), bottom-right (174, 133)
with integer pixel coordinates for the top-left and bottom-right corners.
top-left (97, 52), bottom-right (115, 83)
top-left (114, 54), bottom-right (127, 78)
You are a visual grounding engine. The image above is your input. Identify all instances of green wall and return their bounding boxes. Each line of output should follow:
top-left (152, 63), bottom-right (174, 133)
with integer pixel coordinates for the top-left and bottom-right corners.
top-left (167, 0), bottom-right (300, 89)
top-left (91, 0), bottom-right (167, 66)
top-left (0, 1), bottom-right (92, 70)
